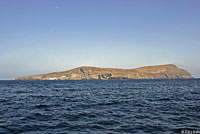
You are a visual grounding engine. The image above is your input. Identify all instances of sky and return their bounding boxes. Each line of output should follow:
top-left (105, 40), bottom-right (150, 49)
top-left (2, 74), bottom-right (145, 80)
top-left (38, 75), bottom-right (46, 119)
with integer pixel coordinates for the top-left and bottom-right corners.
top-left (0, 0), bottom-right (200, 79)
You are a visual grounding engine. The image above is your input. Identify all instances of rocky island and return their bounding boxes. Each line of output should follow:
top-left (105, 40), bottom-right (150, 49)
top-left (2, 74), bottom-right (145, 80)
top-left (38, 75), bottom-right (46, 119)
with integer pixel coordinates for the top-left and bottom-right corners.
top-left (14, 64), bottom-right (192, 80)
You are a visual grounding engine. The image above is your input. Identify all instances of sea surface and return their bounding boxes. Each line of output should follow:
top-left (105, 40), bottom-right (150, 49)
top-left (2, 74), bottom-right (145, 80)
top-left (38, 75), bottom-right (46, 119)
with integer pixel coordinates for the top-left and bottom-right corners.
top-left (0, 79), bottom-right (200, 134)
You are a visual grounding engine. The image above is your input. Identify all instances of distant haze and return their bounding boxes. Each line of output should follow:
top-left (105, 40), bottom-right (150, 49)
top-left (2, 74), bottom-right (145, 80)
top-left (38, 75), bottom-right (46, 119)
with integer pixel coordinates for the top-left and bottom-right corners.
top-left (0, 0), bottom-right (200, 80)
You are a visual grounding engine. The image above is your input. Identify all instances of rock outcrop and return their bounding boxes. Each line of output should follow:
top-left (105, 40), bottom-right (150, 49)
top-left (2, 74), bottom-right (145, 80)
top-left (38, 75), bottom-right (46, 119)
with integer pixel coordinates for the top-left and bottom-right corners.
top-left (14, 64), bottom-right (192, 80)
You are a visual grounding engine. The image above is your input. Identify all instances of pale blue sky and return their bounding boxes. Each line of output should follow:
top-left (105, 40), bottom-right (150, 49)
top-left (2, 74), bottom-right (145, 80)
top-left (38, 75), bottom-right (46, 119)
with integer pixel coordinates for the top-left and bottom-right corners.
top-left (0, 0), bottom-right (200, 79)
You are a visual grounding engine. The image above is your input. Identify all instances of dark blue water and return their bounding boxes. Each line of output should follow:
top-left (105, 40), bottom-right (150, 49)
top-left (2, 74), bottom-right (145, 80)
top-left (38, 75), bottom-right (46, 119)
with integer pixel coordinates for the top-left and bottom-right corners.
top-left (0, 79), bottom-right (200, 134)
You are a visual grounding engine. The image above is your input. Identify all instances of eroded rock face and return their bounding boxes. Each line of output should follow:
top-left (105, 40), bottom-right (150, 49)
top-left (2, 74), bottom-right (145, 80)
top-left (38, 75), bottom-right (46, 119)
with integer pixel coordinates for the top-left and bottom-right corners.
top-left (98, 73), bottom-right (112, 80)
top-left (14, 64), bottom-right (193, 80)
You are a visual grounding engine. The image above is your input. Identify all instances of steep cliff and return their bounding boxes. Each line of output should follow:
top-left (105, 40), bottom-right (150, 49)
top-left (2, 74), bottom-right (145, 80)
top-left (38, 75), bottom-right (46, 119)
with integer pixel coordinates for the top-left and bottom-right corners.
top-left (14, 64), bottom-right (192, 80)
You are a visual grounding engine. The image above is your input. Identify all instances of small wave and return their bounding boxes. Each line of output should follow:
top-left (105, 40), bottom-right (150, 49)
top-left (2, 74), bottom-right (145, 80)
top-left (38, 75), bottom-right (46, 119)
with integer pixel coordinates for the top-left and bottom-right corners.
top-left (0, 98), bottom-right (8, 103)
top-left (25, 112), bottom-right (52, 121)
top-left (88, 124), bottom-right (105, 130)
top-left (97, 100), bottom-right (120, 106)
top-left (95, 120), bottom-right (120, 126)
top-left (160, 97), bottom-right (171, 101)
top-left (35, 104), bottom-right (48, 108)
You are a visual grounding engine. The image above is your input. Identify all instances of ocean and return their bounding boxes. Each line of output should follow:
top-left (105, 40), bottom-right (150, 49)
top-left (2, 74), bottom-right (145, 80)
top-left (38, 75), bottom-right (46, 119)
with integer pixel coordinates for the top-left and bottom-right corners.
top-left (0, 79), bottom-right (199, 134)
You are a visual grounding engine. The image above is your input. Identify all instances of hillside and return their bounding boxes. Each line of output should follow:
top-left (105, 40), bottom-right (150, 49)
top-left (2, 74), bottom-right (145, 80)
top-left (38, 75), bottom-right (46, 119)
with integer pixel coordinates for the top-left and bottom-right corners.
top-left (14, 64), bottom-right (192, 80)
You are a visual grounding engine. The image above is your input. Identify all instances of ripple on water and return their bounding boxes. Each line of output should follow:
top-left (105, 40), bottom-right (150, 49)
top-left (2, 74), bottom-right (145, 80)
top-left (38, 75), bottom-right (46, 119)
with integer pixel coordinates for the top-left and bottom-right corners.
top-left (0, 79), bottom-right (199, 134)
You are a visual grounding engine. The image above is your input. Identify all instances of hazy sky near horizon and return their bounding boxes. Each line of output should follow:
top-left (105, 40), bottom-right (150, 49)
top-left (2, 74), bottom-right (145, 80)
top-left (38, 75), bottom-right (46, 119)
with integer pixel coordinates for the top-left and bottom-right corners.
top-left (0, 0), bottom-right (200, 79)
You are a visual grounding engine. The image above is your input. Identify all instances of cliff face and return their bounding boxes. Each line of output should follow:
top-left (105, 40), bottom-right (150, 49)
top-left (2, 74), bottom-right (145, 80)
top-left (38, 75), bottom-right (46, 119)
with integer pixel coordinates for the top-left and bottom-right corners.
top-left (14, 64), bottom-right (192, 80)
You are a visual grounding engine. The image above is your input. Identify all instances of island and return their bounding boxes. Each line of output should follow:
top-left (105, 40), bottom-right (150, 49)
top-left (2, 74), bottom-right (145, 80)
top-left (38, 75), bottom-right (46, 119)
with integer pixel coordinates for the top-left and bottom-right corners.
top-left (14, 64), bottom-right (192, 80)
